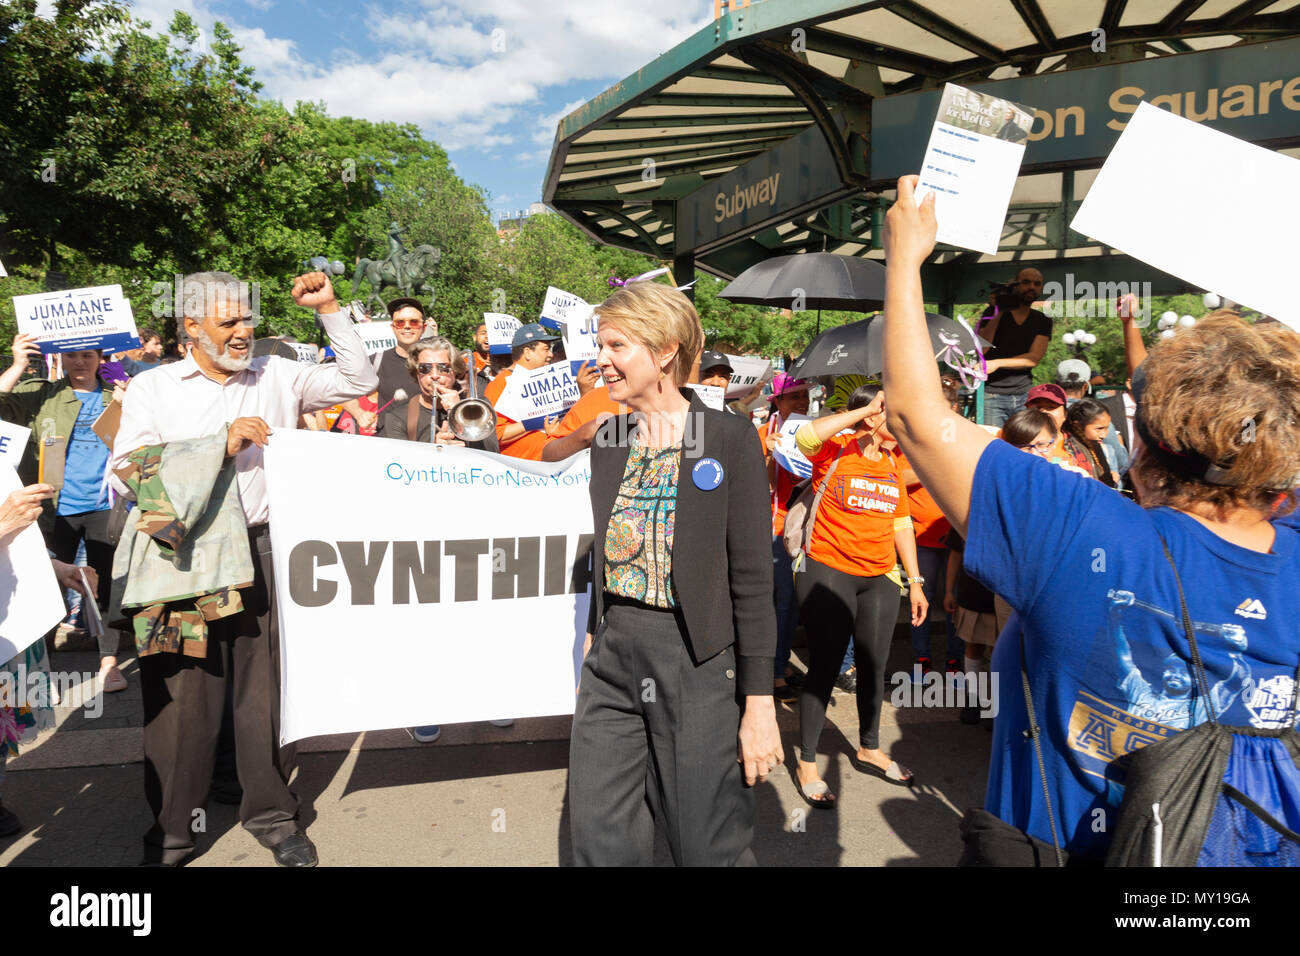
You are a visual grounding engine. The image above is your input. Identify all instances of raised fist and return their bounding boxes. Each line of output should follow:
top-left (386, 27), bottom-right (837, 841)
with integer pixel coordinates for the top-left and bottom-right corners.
top-left (291, 273), bottom-right (339, 313)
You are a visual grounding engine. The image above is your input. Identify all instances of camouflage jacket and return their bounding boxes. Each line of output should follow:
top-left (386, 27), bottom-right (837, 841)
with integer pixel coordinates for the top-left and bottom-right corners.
top-left (109, 429), bottom-right (254, 659)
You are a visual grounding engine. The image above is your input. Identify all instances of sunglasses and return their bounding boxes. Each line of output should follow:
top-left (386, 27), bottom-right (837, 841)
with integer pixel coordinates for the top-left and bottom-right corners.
top-left (391, 319), bottom-right (424, 329)
top-left (417, 362), bottom-right (453, 375)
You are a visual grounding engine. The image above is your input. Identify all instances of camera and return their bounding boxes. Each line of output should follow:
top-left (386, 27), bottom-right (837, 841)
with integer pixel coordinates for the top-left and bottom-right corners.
top-left (986, 279), bottom-right (1024, 311)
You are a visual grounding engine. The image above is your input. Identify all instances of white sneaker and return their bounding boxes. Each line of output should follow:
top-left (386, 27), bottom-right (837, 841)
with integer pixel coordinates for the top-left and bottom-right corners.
top-left (487, 718), bottom-right (514, 727)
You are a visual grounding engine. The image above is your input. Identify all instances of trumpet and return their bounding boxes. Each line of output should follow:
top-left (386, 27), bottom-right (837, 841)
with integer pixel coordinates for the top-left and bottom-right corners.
top-left (448, 350), bottom-right (496, 442)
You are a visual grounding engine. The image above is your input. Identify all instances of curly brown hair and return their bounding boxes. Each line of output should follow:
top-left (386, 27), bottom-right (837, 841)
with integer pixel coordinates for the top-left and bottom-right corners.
top-left (1133, 312), bottom-right (1300, 517)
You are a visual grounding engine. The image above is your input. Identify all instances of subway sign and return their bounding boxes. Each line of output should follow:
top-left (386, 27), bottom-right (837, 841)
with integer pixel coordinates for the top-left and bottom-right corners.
top-left (871, 36), bottom-right (1300, 181)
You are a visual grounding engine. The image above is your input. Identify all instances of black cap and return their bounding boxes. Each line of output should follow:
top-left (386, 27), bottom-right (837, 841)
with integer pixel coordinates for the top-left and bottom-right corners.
top-left (386, 297), bottom-right (426, 318)
top-left (700, 349), bottom-right (733, 374)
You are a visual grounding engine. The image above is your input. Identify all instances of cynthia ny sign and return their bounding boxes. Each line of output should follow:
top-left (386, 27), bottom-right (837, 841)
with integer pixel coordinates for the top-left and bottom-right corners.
top-left (265, 431), bottom-right (592, 742)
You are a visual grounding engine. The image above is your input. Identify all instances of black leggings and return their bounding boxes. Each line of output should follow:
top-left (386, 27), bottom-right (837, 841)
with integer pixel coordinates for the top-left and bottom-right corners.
top-left (47, 509), bottom-right (120, 659)
top-left (796, 557), bottom-right (899, 760)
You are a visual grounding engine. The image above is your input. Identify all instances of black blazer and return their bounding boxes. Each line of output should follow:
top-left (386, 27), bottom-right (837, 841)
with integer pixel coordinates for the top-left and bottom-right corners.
top-left (586, 390), bottom-right (776, 695)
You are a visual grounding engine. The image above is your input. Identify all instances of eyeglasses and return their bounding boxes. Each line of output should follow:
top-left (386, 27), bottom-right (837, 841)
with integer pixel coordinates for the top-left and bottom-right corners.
top-left (391, 319), bottom-right (424, 329)
top-left (417, 362), bottom-right (453, 375)
top-left (1026, 439), bottom-right (1055, 452)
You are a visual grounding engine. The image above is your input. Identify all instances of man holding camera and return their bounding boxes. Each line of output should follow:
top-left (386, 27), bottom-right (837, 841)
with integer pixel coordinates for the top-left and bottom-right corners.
top-left (978, 267), bottom-right (1051, 428)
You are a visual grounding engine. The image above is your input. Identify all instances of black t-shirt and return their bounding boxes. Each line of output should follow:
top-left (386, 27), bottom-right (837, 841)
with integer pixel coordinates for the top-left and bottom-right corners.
top-left (944, 530), bottom-right (995, 614)
top-left (979, 306), bottom-right (1052, 394)
top-left (374, 349), bottom-right (412, 435)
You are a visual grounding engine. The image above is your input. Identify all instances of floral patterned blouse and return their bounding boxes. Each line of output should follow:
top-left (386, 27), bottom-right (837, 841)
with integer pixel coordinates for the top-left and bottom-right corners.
top-left (603, 435), bottom-right (682, 608)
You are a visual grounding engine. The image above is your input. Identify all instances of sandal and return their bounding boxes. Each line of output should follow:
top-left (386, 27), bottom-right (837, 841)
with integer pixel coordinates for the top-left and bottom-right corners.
top-left (850, 754), bottom-right (914, 787)
top-left (792, 771), bottom-right (837, 810)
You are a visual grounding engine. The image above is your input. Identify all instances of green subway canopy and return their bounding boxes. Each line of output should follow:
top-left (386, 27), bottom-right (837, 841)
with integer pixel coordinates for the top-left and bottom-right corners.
top-left (542, 0), bottom-right (1300, 309)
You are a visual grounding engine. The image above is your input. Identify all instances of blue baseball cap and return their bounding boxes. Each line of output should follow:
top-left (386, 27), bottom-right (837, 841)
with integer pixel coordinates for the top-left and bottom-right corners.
top-left (512, 323), bottom-right (560, 349)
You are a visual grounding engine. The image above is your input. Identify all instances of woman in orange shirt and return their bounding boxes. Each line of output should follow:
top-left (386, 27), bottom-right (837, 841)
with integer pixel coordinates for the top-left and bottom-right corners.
top-left (791, 383), bottom-right (928, 807)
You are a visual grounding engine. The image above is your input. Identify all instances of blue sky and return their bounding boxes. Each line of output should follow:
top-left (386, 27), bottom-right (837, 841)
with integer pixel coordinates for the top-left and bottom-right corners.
top-left (78, 0), bottom-right (713, 221)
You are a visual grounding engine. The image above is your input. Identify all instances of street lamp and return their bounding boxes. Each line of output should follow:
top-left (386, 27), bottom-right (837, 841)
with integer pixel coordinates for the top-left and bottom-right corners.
top-left (1158, 312), bottom-right (1196, 339)
top-left (1061, 327), bottom-right (1096, 356)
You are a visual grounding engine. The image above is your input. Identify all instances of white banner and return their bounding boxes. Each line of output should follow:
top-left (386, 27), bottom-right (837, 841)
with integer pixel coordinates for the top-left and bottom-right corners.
top-left (356, 321), bottom-right (396, 356)
top-left (0, 465), bottom-right (67, 663)
top-left (484, 312), bottom-right (520, 355)
top-left (773, 413), bottom-right (813, 479)
top-left (538, 286), bottom-right (589, 332)
top-left (13, 284), bottom-right (140, 354)
top-left (494, 362), bottom-right (581, 428)
top-left (725, 354), bottom-right (772, 398)
top-left (1071, 101), bottom-right (1300, 331)
top-left (289, 343), bottom-right (319, 364)
top-left (0, 420), bottom-right (31, 470)
top-left (265, 431), bottom-right (592, 744)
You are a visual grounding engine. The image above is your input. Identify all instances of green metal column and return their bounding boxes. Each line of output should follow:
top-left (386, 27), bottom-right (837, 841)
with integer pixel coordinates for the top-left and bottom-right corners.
top-left (673, 251), bottom-right (695, 302)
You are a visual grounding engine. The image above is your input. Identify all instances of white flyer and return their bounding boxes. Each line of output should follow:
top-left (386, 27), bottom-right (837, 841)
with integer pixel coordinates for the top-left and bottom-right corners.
top-left (538, 286), bottom-right (590, 332)
top-left (685, 384), bottom-right (725, 410)
top-left (484, 312), bottom-right (521, 355)
top-left (13, 283), bottom-right (141, 354)
top-left (774, 413), bottom-right (813, 479)
top-left (914, 83), bottom-right (1035, 255)
top-left (494, 362), bottom-right (581, 428)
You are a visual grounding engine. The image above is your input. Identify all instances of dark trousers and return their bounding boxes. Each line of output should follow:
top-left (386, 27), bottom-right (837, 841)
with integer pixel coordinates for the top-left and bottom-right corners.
top-left (47, 509), bottom-right (120, 659)
top-left (796, 557), bottom-right (898, 759)
top-left (139, 525), bottom-right (298, 864)
top-left (569, 599), bottom-right (755, 866)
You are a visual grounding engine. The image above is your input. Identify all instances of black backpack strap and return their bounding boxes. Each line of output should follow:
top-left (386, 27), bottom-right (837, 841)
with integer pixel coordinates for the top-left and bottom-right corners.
top-left (1019, 631), bottom-right (1064, 867)
top-left (1158, 539), bottom-right (1219, 726)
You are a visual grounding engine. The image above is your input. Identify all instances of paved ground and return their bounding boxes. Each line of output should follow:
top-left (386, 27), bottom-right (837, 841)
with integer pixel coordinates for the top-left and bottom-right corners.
top-left (1, 634), bottom-right (993, 866)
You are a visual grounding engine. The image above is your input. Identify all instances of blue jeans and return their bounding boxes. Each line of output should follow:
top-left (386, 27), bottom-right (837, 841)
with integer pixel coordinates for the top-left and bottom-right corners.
top-left (909, 545), bottom-right (960, 662)
top-left (983, 391), bottom-right (1027, 429)
top-left (772, 536), bottom-right (799, 679)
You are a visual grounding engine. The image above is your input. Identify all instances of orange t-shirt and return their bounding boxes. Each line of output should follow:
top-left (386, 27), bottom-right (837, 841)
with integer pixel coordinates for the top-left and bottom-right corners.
top-left (547, 387), bottom-right (624, 441)
top-left (758, 419), bottom-right (799, 537)
top-left (484, 366), bottom-right (550, 461)
top-left (804, 435), bottom-right (909, 577)
top-left (893, 451), bottom-right (950, 549)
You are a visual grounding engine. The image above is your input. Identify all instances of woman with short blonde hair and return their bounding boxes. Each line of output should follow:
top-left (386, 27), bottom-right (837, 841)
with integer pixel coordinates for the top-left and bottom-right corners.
top-left (569, 280), bottom-right (781, 866)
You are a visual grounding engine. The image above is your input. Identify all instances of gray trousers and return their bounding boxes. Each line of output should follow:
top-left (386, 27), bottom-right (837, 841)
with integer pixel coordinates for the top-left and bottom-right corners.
top-left (139, 526), bottom-right (298, 864)
top-left (569, 599), bottom-right (756, 866)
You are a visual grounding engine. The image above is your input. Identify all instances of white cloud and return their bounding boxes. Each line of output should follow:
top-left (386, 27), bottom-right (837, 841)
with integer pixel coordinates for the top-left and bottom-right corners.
top-left (121, 0), bottom-right (709, 154)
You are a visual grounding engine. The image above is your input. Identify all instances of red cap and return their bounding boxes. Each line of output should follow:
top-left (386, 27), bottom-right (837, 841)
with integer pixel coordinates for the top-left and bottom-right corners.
top-left (1026, 383), bottom-right (1067, 407)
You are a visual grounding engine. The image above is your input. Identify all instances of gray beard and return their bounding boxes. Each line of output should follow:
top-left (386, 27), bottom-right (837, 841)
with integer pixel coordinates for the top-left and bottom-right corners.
top-left (194, 327), bottom-right (252, 373)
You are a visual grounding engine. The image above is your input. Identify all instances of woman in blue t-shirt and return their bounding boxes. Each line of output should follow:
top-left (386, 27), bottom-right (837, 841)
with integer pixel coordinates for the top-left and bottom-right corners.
top-left (0, 337), bottom-right (129, 693)
top-left (879, 176), bottom-right (1300, 864)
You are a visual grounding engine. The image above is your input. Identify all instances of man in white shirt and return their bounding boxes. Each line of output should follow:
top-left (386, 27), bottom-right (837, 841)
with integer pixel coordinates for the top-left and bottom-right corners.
top-left (111, 270), bottom-right (377, 867)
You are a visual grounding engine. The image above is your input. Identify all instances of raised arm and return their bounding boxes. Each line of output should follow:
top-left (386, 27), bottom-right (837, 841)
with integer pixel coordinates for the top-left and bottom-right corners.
top-left (289, 274), bottom-right (380, 412)
top-left (1118, 293), bottom-right (1149, 381)
top-left (881, 176), bottom-right (994, 538)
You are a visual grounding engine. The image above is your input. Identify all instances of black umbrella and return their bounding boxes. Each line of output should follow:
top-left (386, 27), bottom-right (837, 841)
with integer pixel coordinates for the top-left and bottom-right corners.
top-left (718, 252), bottom-right (886, 312)
top-left (787, 312), bottom-right (974, 380)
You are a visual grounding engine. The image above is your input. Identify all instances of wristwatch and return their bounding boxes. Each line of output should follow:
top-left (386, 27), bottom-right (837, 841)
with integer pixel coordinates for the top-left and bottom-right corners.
top-left (906, 576), bottom-right (926, 587)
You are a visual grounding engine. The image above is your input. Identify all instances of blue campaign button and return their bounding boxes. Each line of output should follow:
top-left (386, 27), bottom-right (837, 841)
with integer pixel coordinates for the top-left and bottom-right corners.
top-left (692, 457), bottom-right (724, 491)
